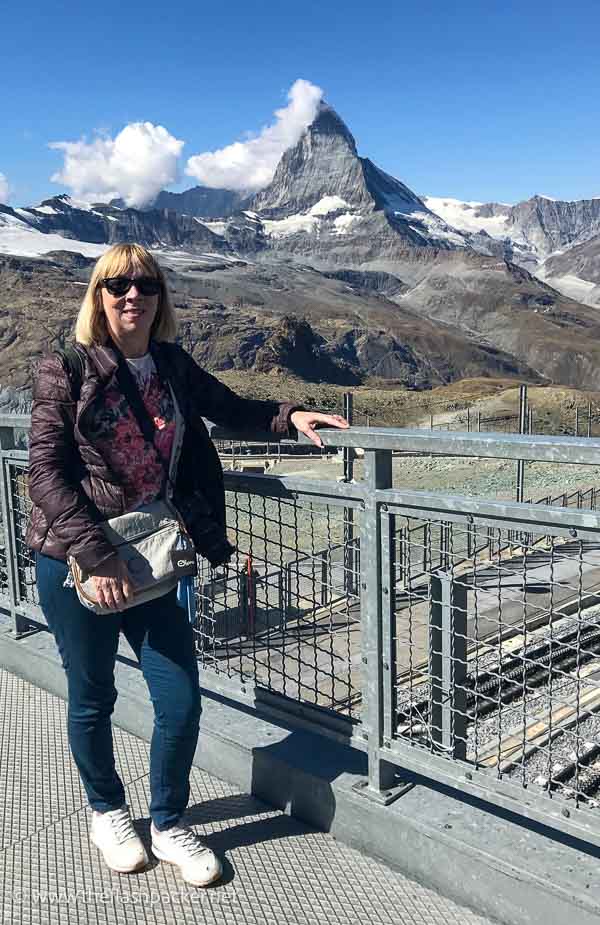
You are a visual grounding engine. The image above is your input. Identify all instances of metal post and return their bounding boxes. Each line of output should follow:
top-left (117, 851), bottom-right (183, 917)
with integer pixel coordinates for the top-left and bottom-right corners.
top-left (239, 570), bottom-right (248, 637)
top-left (466, 407), bottom-right (470, 432)
top-left (575, 406), bottom-right (579, 437)
top-left (588, 402), bottom-right (592, 439)
top-left (477, 410), bottom-right (481, 432)
top-left (516, 384), bottom-right (528, 503)
top-left (343, 393), bottom-right (354, 484)
top-left (343, 392), bottom-right (355, 599)
top-left (320, 549), bottom-right (329, 607)
top-left (356, 448), bottom-right (411, 803)
top-left (429, 573), bottom-right (468, 760)
top-left (380, 508), bottom-right (398, 750)
top-left (0, 443), bottom-right (30, 637)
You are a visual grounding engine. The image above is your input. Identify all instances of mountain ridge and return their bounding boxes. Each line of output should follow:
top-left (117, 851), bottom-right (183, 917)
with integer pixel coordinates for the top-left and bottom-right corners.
top-left (2, 102), bottom-right (600, 391)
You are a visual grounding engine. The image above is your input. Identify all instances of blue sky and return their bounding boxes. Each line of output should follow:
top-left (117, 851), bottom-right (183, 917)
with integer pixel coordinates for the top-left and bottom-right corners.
top-left (2, 0), bottom-right (599, 207)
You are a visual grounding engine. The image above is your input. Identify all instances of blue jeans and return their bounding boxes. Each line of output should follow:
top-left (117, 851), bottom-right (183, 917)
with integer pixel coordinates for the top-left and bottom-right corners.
top-left (35, 552), bottom-right (202, 830)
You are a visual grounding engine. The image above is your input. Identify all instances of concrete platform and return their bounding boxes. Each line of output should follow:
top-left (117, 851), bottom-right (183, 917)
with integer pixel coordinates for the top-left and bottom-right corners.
top-left (4, 612), bottom-right (600, 924)
top-left (0, 666), bottom-right (491, 925)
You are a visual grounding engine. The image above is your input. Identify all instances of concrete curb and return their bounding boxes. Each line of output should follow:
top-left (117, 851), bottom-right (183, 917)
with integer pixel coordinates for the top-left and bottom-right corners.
top-left (2, 621), bottom-right (600, 925)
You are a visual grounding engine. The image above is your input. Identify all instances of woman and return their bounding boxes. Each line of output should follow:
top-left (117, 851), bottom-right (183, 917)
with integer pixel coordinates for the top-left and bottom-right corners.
top-left (26, 243), bottom-right (348, 886)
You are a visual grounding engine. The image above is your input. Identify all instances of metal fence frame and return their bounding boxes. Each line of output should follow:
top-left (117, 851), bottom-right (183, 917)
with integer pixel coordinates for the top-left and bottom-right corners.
top-left (5, 414), bottom-right (600, 846)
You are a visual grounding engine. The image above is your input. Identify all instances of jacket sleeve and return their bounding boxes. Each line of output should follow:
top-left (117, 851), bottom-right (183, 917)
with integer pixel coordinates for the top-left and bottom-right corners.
top-left (27, 353), bottom-right (118, 573)
top-left (181, 350), bottom-right (304, 435)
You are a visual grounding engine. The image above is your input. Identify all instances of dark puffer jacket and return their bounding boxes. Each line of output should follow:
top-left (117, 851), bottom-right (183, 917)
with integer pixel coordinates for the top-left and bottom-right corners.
top-left (26, 340), bottom-right (301, 571)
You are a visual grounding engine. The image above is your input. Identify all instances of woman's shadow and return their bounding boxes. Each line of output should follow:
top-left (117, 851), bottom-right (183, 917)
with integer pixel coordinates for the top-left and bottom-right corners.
top-left (134, 723), bottom-right (366, 886)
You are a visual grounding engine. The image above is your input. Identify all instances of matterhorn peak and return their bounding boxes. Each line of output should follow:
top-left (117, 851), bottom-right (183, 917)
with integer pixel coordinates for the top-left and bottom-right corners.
top-left (250, 102), bottom-right (372, 218)
top-left (308, 102), bottom-right (358, 154)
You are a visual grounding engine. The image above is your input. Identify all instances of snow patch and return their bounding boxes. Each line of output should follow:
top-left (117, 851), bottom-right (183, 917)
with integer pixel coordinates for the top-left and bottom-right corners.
top-left (201, 219), bottom-right (227, 236)
top-left (332, 212), bottom-right (361, 234)
top-left (31, 205), bottom-right (58, 215)
top-left (309, 195), bottom-right (350, 216)
top-left (423, 196), bottom-right (515, 240)
top-left (404, 209), bottom-right (467, 246)
top-left (14, 208), bottom-right (41, 224)
top-left (0, 211), bottom-right (30, 229)
top-left (0, 223), bottom-right (108, 259)
top-left (263, 198), bottom-right (358, 238)
top-left (262, 213), bottom-right (320, 237)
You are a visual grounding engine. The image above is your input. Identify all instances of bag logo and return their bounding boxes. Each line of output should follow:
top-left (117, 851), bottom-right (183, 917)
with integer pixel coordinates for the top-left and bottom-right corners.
top-left (171, 548), bottom-right (198, 577)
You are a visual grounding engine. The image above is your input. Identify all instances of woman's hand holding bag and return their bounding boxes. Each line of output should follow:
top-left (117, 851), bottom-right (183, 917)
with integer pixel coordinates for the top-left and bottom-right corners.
top-left (89, 558), bottom-right (135, 612)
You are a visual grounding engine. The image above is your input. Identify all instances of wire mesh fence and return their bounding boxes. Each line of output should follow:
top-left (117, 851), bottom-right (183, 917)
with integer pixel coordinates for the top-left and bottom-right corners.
top-left (390, 506), bottom-right (600, 813)
top-left (9, 459), bottom-right (38, 608)
top-left (0, 453), bottom-right (364, 719)
top-left (194, 486), bottom-right (362, 717)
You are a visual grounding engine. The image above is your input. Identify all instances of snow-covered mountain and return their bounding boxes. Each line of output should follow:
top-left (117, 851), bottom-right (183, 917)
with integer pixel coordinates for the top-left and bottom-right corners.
top-left (0, 194), bottom-right (230, 258)
top-left (423, 194), bottom-right (600, 305)
top-left (249, 103), bottom-right (467, 251)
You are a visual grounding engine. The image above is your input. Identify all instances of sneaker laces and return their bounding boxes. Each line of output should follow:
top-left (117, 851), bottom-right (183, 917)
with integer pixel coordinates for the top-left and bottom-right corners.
top-left (104, 807), bottom-right (137, 845)
top-left (164, 825), bottom-right (210, 858)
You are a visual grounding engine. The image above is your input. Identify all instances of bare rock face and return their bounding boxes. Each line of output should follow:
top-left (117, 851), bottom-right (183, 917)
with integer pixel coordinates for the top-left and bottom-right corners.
top-left (150, 186), bottom-right (245, 219)
top-left (542, 233), bottom-right (600, 286)
top-left (507, 195), bottom-right (600, 258)
top-left (536, 233), bottom-right (600, 307)
top-left (0, 252), bottom-right (545, 390)
top-left (320, 268), bottom-right (408, 298)
top-left (251, 104), bottom-right (371, 217)
top-left (223, 211), bottom-right (267, 253)
top-left (253, 316), bottom-right (361, 384)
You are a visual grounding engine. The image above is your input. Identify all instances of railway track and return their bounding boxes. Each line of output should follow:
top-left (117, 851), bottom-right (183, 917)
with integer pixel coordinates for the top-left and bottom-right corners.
top-left (396, 604), bottom-right (600, 806)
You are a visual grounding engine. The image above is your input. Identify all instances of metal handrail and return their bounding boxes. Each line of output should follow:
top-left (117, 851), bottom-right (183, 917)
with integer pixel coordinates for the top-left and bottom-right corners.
top-left (7, 414), bottom-right (600, 465)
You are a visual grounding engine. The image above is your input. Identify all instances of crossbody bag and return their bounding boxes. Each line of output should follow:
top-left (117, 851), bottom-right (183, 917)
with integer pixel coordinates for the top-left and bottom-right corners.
top-left (60, 345), bottom-right (197, 613)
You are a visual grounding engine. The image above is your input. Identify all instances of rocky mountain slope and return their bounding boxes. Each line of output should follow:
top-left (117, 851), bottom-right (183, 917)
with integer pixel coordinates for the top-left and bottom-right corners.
top-left (136, 186), bottom-right (245, 219)
top-left (536, 234), bottom-right (600, 307)
top-left (0, 251), bottom-right (541, 389)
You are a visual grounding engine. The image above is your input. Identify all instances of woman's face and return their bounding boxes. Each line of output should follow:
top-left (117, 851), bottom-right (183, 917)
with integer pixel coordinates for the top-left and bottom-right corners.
top-left (100, 264), bottom-right (160, 350)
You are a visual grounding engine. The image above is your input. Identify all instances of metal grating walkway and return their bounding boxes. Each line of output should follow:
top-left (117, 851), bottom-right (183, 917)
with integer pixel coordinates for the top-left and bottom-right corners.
top-left (0, 669), bottom-right (493, 925)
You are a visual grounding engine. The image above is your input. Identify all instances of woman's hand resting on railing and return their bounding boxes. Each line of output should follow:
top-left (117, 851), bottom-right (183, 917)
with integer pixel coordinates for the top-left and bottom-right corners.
top-left (290, 411), bottom-right (349, 448)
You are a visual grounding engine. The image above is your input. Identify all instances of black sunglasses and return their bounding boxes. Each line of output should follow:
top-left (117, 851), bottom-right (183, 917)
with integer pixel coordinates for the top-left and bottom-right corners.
top-left (101, 276), bottom-right (162, 297)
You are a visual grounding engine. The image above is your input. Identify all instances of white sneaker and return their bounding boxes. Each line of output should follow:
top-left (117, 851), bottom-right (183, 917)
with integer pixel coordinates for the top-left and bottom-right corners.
top-left (151, 821), bottom-right (222, 886)
top-left (90, 805), bottom-right (149, 873)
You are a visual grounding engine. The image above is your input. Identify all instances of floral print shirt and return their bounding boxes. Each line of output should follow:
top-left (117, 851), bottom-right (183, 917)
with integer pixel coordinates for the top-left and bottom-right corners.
top-left (90, 354), bottom-right (177, 510)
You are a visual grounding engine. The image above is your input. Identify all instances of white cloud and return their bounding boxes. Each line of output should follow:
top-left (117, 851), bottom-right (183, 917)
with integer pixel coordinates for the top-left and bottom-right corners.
top-left (185, 79), bottom-right (323, 192)
top-left (0, 173), bottom-right (9, 202)
top-left (49, 122), bottom-right (184, 208)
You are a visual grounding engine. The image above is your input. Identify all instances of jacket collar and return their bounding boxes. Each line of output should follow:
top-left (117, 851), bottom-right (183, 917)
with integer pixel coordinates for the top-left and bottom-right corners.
top-left (86, 341), bottom-right (119, 381)
top-left (80, 338), bottom-right (166, 382)
top-left (77, 339), bottom-right (187, 411)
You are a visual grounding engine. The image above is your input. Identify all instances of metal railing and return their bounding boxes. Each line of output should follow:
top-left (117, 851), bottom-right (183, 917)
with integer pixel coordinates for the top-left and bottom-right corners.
top-left (5, 415), bottom-right (600, 847)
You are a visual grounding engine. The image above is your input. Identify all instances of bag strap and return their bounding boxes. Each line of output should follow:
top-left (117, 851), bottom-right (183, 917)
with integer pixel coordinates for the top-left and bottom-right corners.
top-left (56, 344), bottom-right (85, 401)
top-left (113, 354), bottom-right (173, 491)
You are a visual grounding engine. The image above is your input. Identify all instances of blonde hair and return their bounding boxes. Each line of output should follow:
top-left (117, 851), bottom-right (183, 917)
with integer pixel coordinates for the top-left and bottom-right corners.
top-left (75, 243), bottom-right (177, 345)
